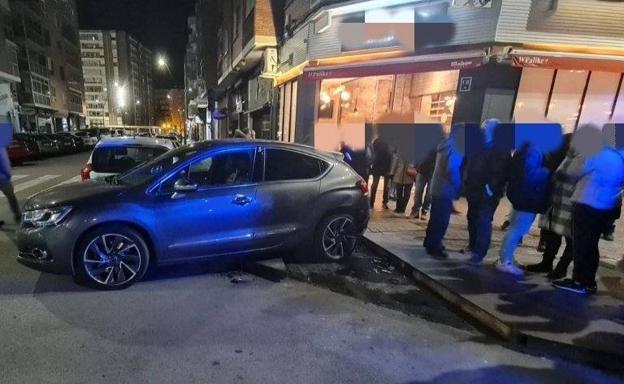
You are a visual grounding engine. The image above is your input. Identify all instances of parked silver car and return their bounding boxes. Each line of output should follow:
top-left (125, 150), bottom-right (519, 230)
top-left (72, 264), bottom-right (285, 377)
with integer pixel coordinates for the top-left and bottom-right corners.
top-left (17, 140), bottom-right (370, 289)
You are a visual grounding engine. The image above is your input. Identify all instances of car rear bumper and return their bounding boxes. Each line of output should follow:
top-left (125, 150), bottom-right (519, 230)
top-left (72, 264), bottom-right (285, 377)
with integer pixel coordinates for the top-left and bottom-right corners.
top-left (16, 225), bottom-right (76, 275)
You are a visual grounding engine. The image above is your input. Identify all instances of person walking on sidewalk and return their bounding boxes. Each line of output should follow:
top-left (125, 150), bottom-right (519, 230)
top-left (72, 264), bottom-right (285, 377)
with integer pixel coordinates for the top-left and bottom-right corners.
top-left (409, 148), bottom-right (436, 220)
top-left (463, 119), bottom-right (510, 266)
top-left (524, 135), bottom-right (577, 279)
top-left (423, 125), bottom-right (465, 259)
top-left (554, 124), bottom-right (624, 294)
top-left (0, 146), bottom-right (21, 226)
top-left (497, 139), bottom-right (551, 276)
top-left (369, 136), bottom-right (393, 210)
top-left (389, 153), bottom-right (415, 215)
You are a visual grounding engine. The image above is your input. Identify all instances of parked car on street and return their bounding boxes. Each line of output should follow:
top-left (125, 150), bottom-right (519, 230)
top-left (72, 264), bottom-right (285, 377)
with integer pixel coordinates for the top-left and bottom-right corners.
top-left (31, 134), bottom-right (61, 156)
top-left (17, 140), bottom-right (370, 289)
top-left (45, 134), bottom-right (76, 154)
top-left (57, 132), bottom-right (86, 151)
top-left (81, 136), bottom-right (175, 181)
top-left (13, 133), bottom-right (41, 160)
top-left (73, 131), bottom-right (99, 148)
top-left (7, 137), bottom-right (32, 165)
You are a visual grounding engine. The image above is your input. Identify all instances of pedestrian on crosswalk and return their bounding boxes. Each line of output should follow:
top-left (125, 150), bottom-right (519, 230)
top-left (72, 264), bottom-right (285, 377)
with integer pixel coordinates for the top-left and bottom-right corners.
top-left (0, 146), bottom-right (21, 226)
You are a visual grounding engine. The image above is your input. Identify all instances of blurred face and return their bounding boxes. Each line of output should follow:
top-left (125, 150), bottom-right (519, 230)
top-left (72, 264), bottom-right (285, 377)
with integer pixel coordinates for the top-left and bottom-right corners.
top-left (572, 125), bottom-right (603, 158)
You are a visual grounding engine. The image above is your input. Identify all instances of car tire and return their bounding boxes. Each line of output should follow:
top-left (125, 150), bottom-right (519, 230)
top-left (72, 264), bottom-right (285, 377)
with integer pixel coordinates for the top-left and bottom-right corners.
top-left (313, 213), bottom-right (359, 263)
top-left (74, 225), bottom-right (150, 290)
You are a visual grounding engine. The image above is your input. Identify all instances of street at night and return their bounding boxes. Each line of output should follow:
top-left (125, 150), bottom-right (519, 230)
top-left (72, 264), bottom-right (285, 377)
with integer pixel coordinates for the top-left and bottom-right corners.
top-left (2, 0), bottom-right (624, 383)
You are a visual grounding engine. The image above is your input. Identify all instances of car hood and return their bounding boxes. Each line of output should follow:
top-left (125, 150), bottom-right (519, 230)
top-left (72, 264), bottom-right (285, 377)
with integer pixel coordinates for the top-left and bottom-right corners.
top-left (24, 181), bottom-right (128, 210)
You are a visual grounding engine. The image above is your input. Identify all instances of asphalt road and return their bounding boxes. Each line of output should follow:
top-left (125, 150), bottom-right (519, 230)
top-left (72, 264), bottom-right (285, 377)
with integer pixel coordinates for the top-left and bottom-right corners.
top-left (0, 153), bottom-right (622, 383)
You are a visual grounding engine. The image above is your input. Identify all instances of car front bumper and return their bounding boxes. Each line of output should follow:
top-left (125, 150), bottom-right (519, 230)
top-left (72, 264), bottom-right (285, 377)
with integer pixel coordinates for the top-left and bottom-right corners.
top-left (16, 224), bottom-right (78, 275)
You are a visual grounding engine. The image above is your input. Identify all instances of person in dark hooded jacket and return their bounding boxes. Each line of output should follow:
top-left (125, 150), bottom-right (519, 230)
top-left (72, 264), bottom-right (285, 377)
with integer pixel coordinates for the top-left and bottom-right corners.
top-left (423, 124), bottom-right (465, 259)
top-left (463, 119), bottom-right (511, 265)
top-left (369, 136), bottom-right (393, 209)
top-left (497, 140), bottom-right (551, 276)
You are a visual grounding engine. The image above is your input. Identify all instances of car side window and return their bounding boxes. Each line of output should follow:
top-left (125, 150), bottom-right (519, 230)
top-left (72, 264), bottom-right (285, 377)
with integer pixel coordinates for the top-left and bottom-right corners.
top-left (264, 149), bottom-right (326, 181)
top-left (188, 149), bottom-right (254, 188)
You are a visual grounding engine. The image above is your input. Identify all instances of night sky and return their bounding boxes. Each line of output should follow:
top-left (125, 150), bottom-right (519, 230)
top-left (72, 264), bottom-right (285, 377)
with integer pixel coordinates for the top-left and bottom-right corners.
top-left (77, 0), bottom-right (196, 89)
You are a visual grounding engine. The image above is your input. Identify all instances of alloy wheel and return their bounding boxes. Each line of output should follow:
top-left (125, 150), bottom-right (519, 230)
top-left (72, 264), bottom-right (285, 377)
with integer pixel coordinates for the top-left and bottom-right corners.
top-left (83, 233), bottom-right (142, 287)
top-left (322, 216), bottom-right (357, 260)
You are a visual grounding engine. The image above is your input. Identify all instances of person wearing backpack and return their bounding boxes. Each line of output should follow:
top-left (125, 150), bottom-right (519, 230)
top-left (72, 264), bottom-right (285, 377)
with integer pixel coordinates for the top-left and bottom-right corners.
top-left (497, 139), bottom-right (551, 275)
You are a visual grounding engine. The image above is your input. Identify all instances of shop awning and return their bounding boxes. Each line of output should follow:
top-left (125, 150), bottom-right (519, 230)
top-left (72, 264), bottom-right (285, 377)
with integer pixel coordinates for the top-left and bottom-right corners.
top-left (302, 50), bottom-right (486, 80)
top-left (511, 49), bottom-right (624, 73)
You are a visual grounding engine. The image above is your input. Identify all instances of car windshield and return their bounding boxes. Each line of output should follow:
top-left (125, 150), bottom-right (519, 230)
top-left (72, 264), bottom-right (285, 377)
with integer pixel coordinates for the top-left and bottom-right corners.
top-left (92, 145), bottom-right (169, 174)
top-left (116, 145), bottom-right (204, 186)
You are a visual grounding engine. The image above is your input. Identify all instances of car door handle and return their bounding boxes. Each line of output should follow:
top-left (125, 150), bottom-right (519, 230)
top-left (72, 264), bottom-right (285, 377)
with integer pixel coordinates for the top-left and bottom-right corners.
top-left (232, 194), bottom-right (252, 206)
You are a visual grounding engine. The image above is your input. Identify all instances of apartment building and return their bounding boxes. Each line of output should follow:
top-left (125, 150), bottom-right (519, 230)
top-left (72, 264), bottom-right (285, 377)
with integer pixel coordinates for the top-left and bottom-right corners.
top-left (10, 0), bottom-right (85, 132)
top-left (80, 30), bottom-right (154, 128)
top-left (0, 0), bottom-right (20, 131)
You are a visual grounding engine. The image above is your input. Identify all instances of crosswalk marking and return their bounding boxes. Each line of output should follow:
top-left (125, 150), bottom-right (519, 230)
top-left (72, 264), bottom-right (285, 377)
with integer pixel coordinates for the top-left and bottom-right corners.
top-left (12, 175), bottom-right (29, 181)
top-left (13, 175), bottom-right (61, 193)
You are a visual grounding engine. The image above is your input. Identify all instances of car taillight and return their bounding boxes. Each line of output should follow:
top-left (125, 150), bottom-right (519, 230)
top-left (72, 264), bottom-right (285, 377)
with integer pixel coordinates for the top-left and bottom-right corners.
top-left (357, 179), bottom-right (369, 195)
top-left (81, 163), bottom-right (92, 181)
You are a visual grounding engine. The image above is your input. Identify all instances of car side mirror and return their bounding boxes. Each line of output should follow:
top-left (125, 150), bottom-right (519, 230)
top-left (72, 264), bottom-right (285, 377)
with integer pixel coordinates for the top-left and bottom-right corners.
top-left (173, 178), bottom-right (198, 193)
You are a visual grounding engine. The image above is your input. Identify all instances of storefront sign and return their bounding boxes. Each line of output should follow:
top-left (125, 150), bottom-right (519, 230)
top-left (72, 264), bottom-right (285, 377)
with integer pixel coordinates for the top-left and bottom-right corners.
top-left (512, 53), bottom-right (624, 73)
top-left (459, 77), bottom-right (472, 92)
top-left (303, 56), bottom-right (483, 80)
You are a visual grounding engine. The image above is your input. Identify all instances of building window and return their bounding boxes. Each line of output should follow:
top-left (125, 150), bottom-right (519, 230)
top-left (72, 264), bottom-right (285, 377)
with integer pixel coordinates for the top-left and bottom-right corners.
top-left (578, 71), bottom-right (622, 128)
top-left (546, 69), bottom-right (589, 133)
top-left (59, 66), bottom-right (66, 81)
top-left (513, 68), bottom-right (556, 123)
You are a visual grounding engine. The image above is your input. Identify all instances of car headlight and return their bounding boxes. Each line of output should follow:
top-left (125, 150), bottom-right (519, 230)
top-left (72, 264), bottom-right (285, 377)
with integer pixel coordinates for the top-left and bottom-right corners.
top-left (22, 206), bottom-right (72, 227)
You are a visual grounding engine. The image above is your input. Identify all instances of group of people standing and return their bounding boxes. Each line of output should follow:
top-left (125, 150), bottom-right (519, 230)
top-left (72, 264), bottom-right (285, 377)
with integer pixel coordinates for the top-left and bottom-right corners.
top-left (366, 121), bottom-right (624, 295)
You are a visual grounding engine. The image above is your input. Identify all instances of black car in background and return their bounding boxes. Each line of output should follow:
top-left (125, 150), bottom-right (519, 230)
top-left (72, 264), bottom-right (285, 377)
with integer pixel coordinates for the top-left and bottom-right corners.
top-left (57, 132), bottom-right (85, 152)
top-left (45, 134), bottom-right (76, 154)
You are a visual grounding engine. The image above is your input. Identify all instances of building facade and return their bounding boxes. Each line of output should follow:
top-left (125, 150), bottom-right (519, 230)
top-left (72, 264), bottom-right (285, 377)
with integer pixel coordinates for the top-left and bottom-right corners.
top-left (154, 88), bottom-right (185, 133)
top-left (274, 0), bottom-right (624, 152)
top-left (212, 0), bottom-right (283, 139)
top-left (185, 0), bottom-right (223, 141)
top-left (0, 0), bottom-right (21, 132)
top-left (80, 30), bottom-right (154, 128)
top-left (10, 0), bottom-right (85, 133)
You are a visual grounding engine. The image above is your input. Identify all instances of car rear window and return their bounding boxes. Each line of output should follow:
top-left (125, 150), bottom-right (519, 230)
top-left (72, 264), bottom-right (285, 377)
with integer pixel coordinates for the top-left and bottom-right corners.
top-left (264, 149), bottom-right (328, 181)
top-left (92, 145), bottom-right (169, 173)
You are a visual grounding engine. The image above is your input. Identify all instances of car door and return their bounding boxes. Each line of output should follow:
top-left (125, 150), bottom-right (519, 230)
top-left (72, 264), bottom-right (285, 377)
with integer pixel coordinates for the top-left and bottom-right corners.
top-left (253, 147), bottom-right (325, 249)
top-left (152, 147), bottom-right (262, 261)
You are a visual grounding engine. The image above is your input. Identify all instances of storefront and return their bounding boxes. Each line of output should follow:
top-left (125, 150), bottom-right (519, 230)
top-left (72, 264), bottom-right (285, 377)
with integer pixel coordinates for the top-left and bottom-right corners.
top-left (511, 49), bottom-right (624, 132)
top-left (295, 50), bottom-right (485, 152)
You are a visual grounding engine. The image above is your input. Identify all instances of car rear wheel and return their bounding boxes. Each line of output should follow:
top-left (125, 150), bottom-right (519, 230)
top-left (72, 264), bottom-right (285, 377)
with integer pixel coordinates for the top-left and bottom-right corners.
top-left (314, 213), bottom-right (358, 262)
top-left (75, 225), bottom-right (150, 290)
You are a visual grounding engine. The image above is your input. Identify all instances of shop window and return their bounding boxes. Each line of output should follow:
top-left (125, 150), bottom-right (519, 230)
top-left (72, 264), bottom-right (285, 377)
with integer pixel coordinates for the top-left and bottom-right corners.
top-left (578, 72), bottom-right (622, 128)
top-left (513, 68), bottom-right (555, 122)
top-left (612, 77), bottom-right (624, 125)
top-left (545, 70), bottom-right (588, 132)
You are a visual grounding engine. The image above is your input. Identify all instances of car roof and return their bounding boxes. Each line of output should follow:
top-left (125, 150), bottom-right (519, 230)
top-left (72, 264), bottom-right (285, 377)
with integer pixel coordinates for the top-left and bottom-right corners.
top-left (95, 136), bottom-right (175, 150)
top-left (188, 139), bottom-right (339, 160)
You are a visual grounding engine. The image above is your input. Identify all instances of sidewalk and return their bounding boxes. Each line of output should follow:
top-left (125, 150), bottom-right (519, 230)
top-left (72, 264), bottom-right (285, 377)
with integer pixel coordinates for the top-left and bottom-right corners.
top-left (364, 197), bottom-right (624, 361)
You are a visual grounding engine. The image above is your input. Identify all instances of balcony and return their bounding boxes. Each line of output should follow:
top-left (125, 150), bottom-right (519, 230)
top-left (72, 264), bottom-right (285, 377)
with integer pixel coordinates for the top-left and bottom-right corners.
top-left (217, 6), bottom-right (278, 87)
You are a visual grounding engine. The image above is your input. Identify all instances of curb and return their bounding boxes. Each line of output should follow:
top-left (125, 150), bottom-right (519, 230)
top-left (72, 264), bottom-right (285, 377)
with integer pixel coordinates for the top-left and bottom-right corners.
top-left (361, 236), bottom-right (624, 373)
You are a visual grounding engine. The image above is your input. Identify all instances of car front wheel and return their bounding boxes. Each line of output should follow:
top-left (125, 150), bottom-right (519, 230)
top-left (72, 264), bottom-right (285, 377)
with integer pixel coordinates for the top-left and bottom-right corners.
top-left (75, 225), bottom-right (150, 290)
